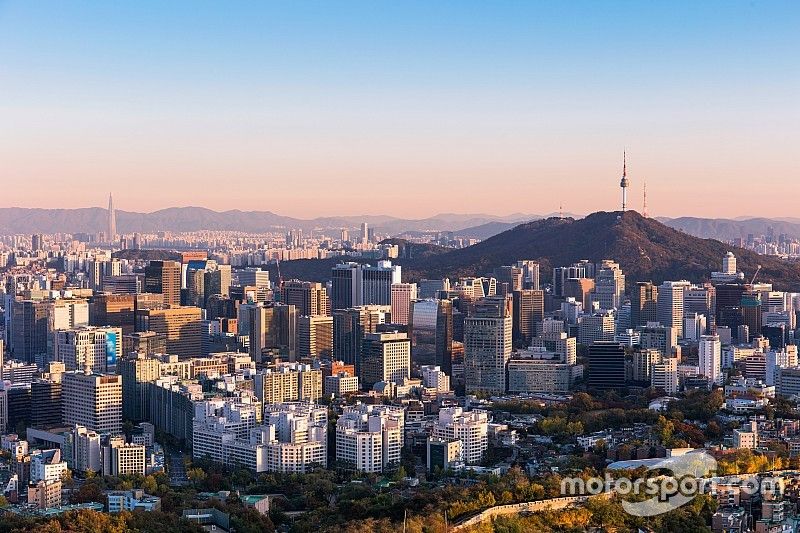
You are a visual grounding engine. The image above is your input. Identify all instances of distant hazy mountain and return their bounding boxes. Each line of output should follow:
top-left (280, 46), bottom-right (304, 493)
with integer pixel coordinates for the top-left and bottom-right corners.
top-left (2, 206), bottom-right (800, 242)
top-left (658, 217), bottom-right (800, 241)
top-left (0, 206), bottom-right (541, 235)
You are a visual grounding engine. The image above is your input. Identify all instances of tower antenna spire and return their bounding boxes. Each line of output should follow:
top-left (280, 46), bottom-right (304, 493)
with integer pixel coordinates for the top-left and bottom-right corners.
top-left (643, 180), bottom-right (648, 218)
top-left (619, 151), bottom-right (630, 212)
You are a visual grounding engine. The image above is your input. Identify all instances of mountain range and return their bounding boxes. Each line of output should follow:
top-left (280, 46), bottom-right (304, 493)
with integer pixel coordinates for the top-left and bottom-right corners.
top-left (271, 211), bottom-right (800, 291)
top-left (0, 207), bottom-right (548, 235)
top-left (2, 206), bottom-right (799, 242)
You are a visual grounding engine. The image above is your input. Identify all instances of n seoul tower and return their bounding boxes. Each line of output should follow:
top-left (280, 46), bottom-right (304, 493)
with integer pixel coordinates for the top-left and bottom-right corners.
top-left (620, 151), bottom-right (630, 212)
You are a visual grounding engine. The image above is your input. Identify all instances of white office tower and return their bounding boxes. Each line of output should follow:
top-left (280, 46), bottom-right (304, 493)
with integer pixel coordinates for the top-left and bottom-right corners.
top-left (421, 365), bottom-right (451, 393)
top-left (335, 404), bottom-right (404, 472)
top-left (54, 326), bottom-right (122, 373)
top-left (766, 346), bottom-right (799, 386)
top-left (683, 313), bottom-right (707, 342)
top-left (652, 357), bottom-right (679, 395)
top-left (464, 296), bottom-right (512, 396)
top-left (657, 281), bottom-right (690, 338)
top-left (256, 403), bottom-right (328, 473)
top-left (66, 425), bottom-right (102, 474)
top-left (723, 252), bottom-right (737, 275)
top-left (62, 371), bottom-right (123, 434)
top-left (515, 260), bottom-right (540, 290)
top-left (390, 283), bottom-right (417, 325)
top-left (432, 407), bottom-right (489, 465)
top-left (699, 335), bottom-right (722, 385)
top-left (592, 260), bottom-right (625, 310)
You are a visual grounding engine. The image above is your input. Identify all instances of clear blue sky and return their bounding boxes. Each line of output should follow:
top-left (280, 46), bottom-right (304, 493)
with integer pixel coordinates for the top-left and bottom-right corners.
top-left (1, 1), bottom-right (797, 217)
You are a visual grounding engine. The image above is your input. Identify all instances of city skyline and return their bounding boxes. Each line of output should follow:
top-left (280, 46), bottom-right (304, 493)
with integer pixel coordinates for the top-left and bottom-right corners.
top-left (1, 1), bottom-right (798, 218)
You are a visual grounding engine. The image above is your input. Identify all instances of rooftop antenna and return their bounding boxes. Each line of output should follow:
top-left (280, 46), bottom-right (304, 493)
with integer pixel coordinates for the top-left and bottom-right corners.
top-left (559, 202), bottom-right (564, 220)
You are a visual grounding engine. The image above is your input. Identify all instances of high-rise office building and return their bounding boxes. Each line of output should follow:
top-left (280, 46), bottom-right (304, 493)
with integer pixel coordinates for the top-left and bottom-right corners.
top-left (10, 299), bottom-right (49, 364)
top-left (30, 376), bottom-right (63, 429)
top-left (144, 261), bottom-right (182, 307)
top-left (563, 278), bottom-right (595, 310)
top-left (54, 326), bottom-right (122, 373)
top-left (282, 280), bottom-right (330, 316)
top-left (699, 334), bottom-right (722, 385)
top-left (515, 260), bottom-right (540, 290)
top-left (409, 299), bottom-right (453, 374)
top-left (390, 283), bottom-right (417, 325)
top-left (630, 282), bottom-right (659, 328)
top-left (91, 293), bottom-right (135, 335)
top-left (118, 353), bottom-right (162, 421)
top-left (715, 283), bottom-right (747, 335)
top-left (330, 261), bottom-right (401, 310)
top-left (418, 278), bottom-right (451, 299)
top-left (360, 331), bottom-right (411, 390)
top-left (512, 289), bottom-right (544, 347)
top-left (248, 303), bottom-right (298, 362)
top-left (237, 268), bottom-right (270, 291)
top-left (101, 274), bottom-right (143, 294)
top-left (123, 331), bottom-right (167, 356)
top-left (297, 315), bottom-right (333, 359)
top-left (657, 281), bottom-right (690, 338)
top-left (135, 307), bottom-right (203, 359)
top-left (331, 263), bottom-right (360, 310)
top-left (62, 371), bottom-right (123, 434)
top-left (587, 341), bottom-right (626, 390)
top-left (333, 306), bottom-right (390, 372)
top-left (578, 313), bottom-right (616, 345)
top-left (494, 265), bottom-right (523, 295)
top-left (592, 260), bottom-right (625, 310)
top-left (107, 193), bottom-right (116, 242)
top-left (464, 295), bottom-right (512, 395)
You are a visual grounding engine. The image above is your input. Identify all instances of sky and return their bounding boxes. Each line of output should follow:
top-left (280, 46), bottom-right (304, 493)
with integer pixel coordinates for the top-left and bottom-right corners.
top-left (0, 1), bottom-right (798, 219)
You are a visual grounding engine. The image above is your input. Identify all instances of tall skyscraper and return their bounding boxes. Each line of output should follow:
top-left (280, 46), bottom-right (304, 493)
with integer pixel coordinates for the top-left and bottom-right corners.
top-left (107, 193), bottom-right (116, 243)
top-left (297, 315), bottom-right (333, 359)
top-left (282, 280), bottom-right (330, 316)
top-left (118, 354), bottom-right (161, 422)
top-left (144, 260), bottom-right (182, 307)
top-left (699, 334), bottom-right (722, 385)
top-left (54, 326), bottom-right (122, 373)
top-left (360, 331), bottom-right (411, 390)
top-left (512, 289), bottom-right (544, 347)
top-left (657, 281), bottom-right (690, 338)
top-left (587, 341), bottom-right (625, 390)
top-left (248, 303), bottom-right (298, 362)
top-left (332, 306), bottom-right (390, 372)
top-left (10, 300), bottom-right (49, 364)
top-left (464, 295), bottom-right (512, 395)
top-left (390, 283), bottom-right (417, 325)
top-left (630, 282), bottom-right (659, 328)
top-left (135, 307), bottom-right (202, 359)
top-left (592, 260), bottom-right (625, 310)
top-left (515, 260), bottom-right (540, 290)
top-left (331, 261), bottom-right (401, 310)
top-left (409, 299), bottom-right (454, 374)
top-left (91, 293), bottom-right (136, 335)
top-left (62, 371), bottom-right (122, 434)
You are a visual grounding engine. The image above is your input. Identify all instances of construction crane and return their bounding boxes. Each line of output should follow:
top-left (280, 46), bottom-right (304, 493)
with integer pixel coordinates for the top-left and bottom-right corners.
top-left (750, 264), bottom-right (762, 285)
